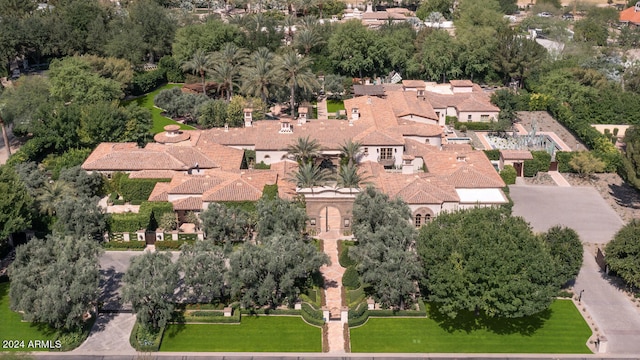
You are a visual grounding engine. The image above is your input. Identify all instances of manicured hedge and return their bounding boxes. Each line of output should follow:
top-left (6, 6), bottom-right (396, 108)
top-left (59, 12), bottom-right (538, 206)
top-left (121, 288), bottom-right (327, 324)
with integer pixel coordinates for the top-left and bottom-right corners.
top-left (338, 241), bottom-right (356, 268)
top-left (109, 213), bottom-right (146, 233)
top-left (523, 151), bottom-right (551, 177)
top-left (483, 149), bottom-right (500, 161)
top-left (262, 184), bottom-right (279, 199)
top-left (555, 151), bottom-right (575, 173)
top-left (102, 241), bottom-right (146, 250)
top-left (301, 303), bottom-right (325, 326)
top-left (342, 266), bottom-right (360, 289)
top-left (454, 121), bottom-right (492, 131)
top-left (500, 165), bottom-right (517, 185)
top-left (182, 310), bottom-right (241, 324)
top-left (239, 308), bottom-right (301, 315)
top-left (120, 176), bottom-right (171, 202)
top-left (155, 240), bottom-right (194, 250)
top-left (348, 299), bottom-right (427, 328)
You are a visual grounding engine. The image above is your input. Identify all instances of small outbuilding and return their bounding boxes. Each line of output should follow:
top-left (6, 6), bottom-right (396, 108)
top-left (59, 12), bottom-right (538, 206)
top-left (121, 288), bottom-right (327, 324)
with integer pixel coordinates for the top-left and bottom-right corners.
top-left (499, 150), bottom-right (533, 177)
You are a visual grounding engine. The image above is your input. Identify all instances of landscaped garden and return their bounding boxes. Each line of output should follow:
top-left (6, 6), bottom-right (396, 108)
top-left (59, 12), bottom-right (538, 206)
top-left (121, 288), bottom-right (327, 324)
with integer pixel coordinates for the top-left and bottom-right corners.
top-left (349, 300), bottom-right (591, 353)
top-left (159, 316), bottom-right (322, 352)
top-left (126, 84), bottom-right (196, 134)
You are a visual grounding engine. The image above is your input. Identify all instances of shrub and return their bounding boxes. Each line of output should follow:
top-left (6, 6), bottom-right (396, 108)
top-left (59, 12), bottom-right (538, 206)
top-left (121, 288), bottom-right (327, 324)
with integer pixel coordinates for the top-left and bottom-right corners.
top-left (102, 241), bottom-right (146, 250)
top-left (555, 151), bottom-right (575, 173)
top-left (348, 302), bottom-right (369, 327)
top-left (500, 165), bottom-right (517, 185)
top-left (119, 175), bottom-right (171, 202)
top-left (129, 321), bottom-right (163, 352)
top-left (523, 150), bottom-right (551, 177)
top-left (130, 69), bottom-right (166, 96)
top-left (262, 184), bottom-right (278, 200)
top-left (454, 121), bottom-right (491, 131)
top-left (158, 55), bottom-right (185, 83)
top-left (483, 149), bottom-right (500, 161)
top-left (109, 213), bottom-right (146, 233)
top-left (254, 161), bottom-right (271, 169)
top-left (301, 302), bottom-right (325, 326)
top-left (338, 241), bottom-right (356, 267)
top-left (155, 240), bottom-right (194, 250)
top-left (342, 266), bottom-right (360, 289)
top-left (42, 148), bottom-right (93, 179)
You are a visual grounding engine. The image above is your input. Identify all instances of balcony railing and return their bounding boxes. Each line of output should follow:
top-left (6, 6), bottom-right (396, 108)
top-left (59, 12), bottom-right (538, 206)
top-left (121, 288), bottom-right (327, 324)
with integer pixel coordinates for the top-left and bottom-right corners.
top-left (377, 156), bottom-right (395, 167)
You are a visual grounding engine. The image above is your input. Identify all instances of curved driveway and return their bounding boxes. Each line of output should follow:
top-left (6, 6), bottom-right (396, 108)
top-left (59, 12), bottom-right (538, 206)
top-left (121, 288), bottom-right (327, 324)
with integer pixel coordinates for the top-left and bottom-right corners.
top-left (510, 185), bottom-right (640, 354)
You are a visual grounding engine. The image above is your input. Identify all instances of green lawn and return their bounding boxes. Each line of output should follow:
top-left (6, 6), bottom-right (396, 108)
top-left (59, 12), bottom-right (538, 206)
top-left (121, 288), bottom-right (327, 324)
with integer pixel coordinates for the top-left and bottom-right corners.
top-left (125, 84), bottom-right (196, 134)
top-left (326, 99), bottom-right (345, 114)
top-left (0, 282), bottom-right (58, 352)
top-left (350, 300), bottom-right (592, 353)
top-left (160, 316), bottom-right (322, 352)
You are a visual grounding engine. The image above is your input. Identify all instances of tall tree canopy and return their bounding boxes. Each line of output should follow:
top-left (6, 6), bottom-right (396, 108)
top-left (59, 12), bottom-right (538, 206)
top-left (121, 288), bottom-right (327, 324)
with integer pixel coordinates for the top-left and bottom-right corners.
top-left (0, 165), bottom-right (33, 244)
top-left (9, 235), bottom-right (102, 331)
top-left (418, 207), bottom-right (559, 318)
top-left (605, 219), bottom-right (640, 289)
top-left (542, 225), bottom-right (583, 287)
top-left (122, 252), bottom-right (179, 331)
top-left (350, 187), bottom-right (421, 309)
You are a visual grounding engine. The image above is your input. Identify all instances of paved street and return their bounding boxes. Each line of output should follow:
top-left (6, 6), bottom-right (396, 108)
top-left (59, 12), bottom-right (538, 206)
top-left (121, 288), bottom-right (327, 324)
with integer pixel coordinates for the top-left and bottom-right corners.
top-left (510, 185), bottom-right (640, 354)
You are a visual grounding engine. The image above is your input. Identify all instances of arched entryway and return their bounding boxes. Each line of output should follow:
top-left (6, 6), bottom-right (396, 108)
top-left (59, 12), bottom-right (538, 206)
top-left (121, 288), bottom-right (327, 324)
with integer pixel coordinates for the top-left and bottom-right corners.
top-left (319, 206), bottom-right (341, 233)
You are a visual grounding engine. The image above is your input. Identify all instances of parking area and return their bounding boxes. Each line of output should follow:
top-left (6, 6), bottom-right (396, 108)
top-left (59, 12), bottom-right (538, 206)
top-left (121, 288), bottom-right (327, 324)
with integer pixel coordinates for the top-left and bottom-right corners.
top-left (509, 185), bottom-right (623, 244)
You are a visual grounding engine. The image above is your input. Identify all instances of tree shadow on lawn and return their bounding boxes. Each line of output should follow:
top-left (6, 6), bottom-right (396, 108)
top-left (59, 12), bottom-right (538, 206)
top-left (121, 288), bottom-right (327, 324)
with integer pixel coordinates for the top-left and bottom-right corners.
top-left (428, 303), bottom-right (552, 336)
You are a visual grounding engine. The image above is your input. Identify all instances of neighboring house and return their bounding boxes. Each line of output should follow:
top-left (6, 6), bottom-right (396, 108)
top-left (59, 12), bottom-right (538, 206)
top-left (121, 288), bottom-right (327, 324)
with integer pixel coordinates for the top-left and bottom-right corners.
top-left (83, 79), bottom-right (506, 235)
top-left (620, 2), bottom-right (640, 26)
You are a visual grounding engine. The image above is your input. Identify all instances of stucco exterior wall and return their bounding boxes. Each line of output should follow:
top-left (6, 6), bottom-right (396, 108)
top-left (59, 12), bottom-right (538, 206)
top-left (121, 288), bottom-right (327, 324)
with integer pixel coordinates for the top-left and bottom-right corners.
top-left (459, 111), bottom-right (498, 123)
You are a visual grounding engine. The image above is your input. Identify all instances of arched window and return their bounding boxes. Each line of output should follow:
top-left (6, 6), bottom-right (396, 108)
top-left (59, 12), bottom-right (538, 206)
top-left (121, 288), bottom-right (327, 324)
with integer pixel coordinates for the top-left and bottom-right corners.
top-left (414, 214), bottom-right (422, 228)
top-left (425, 214), bottom-right (431, 222)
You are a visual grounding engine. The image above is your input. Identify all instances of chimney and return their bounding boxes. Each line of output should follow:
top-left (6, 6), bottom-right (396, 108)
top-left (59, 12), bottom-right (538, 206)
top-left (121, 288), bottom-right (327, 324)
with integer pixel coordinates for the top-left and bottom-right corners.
top-left (279, 119), bottom-right (293, 134)
top-left (402, 155), bottom-right (415, 174)
top-left (351, 107), bottom-right (360, 121)
top-left (297, 107), bottom-right (308, 125)
top-left (244, 108), bottom-right (253, 127)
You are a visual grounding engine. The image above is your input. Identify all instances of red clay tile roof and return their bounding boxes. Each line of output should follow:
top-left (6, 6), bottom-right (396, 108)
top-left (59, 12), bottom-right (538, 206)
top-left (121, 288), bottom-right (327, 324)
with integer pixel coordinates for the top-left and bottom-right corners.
top-left (129, 170), bottom-right (179, 179)
top-left (500, 150), bottom-right (533, 160)
top-left (402, 80), bottom-right (426, 88)
top-left (450, 80), bottom-right (474, 87)
top-left (620, 6), bottom-right (640, 24)
top-left (203, 178), bottom-right (264, 202)
top-left (172, 196), bottom-right (203, 211)
top-left (387, 91), bottom-right (438, 120)
top-left (149, 183), bottom-right (171, 201)
top-left (397, 123), bottom-right (443, 137)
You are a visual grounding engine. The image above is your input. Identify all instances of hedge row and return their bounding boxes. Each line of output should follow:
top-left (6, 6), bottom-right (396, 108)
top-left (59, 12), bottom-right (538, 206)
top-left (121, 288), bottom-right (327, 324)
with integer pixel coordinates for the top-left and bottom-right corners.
top-left (483, 149), bottom-right (500, 161)
top-left (348, 299), bottom-right (427, 328)
top-left (119, 176), bottom-right (171, 202)
top-left (454, 121), bottom-right (492, 131)
top-left (102, 241), bottom-right (146, 250)
top-left (342, 266), bottom-right (360, 289)
top-left (109, 201), bottom-right (174, 233)
top-left (338, 241), bottom-right (356, 268)
top-left (130, 69), bottom-right (167, 96)
top-left (262, 184), bottom-right (279, 199)
top-left (523, 151), bottom-right (551, 177)
top-left (239, 308), bottom-right (301, 315)
top-left (301, 303), bottom-right (325, 326)
top-left (155, 240), bottom-right (194, 251)
top-left (182, 310), bottom-right (241, 324)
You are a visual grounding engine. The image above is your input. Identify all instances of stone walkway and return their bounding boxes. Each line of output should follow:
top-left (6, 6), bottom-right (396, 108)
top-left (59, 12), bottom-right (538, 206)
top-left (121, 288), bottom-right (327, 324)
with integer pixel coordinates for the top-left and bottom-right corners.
top-left (317, 97), bottom-right (328, 120)
top-left (548, 171), bottom-right (571, 187)
top-left (319, 230), bottom-right (346, 353)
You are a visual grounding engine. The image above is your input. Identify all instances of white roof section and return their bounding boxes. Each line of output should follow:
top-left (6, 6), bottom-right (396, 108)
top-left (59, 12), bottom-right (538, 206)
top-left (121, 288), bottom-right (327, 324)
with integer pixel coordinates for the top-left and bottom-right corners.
top-left (456, 188), bottom-right (507, 204)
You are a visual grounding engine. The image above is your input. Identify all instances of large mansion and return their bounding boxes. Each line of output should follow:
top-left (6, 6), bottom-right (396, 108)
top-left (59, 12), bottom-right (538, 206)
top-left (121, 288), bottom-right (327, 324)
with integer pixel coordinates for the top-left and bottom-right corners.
top-left (82, 80), bottom-right (505, 234)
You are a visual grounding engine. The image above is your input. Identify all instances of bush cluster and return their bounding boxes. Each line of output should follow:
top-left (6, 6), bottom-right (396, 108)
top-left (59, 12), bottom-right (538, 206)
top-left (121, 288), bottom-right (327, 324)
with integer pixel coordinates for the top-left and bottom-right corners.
top-left (500, 165), bottom-right (517, 185)
top-left (102, 241), bottom-right (146, 250)
top-left (130, 69), bottom-right (166, 96)
top-left (523, 151), bottom-right (551, 177)
top-left (119, 176), bottom-right (171, 202)
top-left (155, 240), bottom-right (194, 250)
top-left (301, 303), bottom-right (324, 326)
top-left (342, 266), bottom-right (360, 289)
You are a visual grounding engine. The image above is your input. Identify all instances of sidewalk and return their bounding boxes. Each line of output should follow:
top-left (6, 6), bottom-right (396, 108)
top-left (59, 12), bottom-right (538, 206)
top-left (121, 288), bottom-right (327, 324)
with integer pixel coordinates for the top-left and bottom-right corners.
top-left (317, 97), bottom-right (328, 120)
top-left (319, 230), bottom-right (346, 353)
top-left (548, 171), bottom-right (571, 187)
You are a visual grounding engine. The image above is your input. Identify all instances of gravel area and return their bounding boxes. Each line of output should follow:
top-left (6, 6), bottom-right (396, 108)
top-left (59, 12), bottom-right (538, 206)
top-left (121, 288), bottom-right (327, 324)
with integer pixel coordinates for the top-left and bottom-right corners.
top-left (516, 111), bottom-right (586, 151)
top-left (564, 173), bottom-right (640, 223)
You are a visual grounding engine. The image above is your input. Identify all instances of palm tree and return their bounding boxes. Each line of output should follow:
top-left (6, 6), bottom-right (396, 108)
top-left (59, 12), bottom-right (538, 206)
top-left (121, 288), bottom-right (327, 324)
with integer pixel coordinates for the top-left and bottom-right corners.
top-left (299, 15), bottom-right (319, 31)
top-left (212, 43), bottom-right (248, 101)
top-left (282, 14), bottom-right (297, 45)
top-left (276, 50), bottom-right (319, 117)
top-left (286, 136), bottom-right (322, 164)
top-left (336, 164), bottom-right (371, 193)
top-left (339, 139), bottom-right (362, 166)
top-left (287, 162), bottom-right (333, 193)
top-left (182, 49), bottom-right (215, 95)
top-left (241, 48), bottom-right (279, 104)
top-left (37, 181), bottom-right (74, 216)
top-left (295, 29), bottom-right (324, 55)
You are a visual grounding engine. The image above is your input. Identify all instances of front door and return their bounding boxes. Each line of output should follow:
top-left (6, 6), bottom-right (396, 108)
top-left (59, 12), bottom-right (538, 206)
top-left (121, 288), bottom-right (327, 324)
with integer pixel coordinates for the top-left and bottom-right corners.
top-left (319, 206), bottom-right (341, 233)
top-left (145, 231), bottom-right (156, 245)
